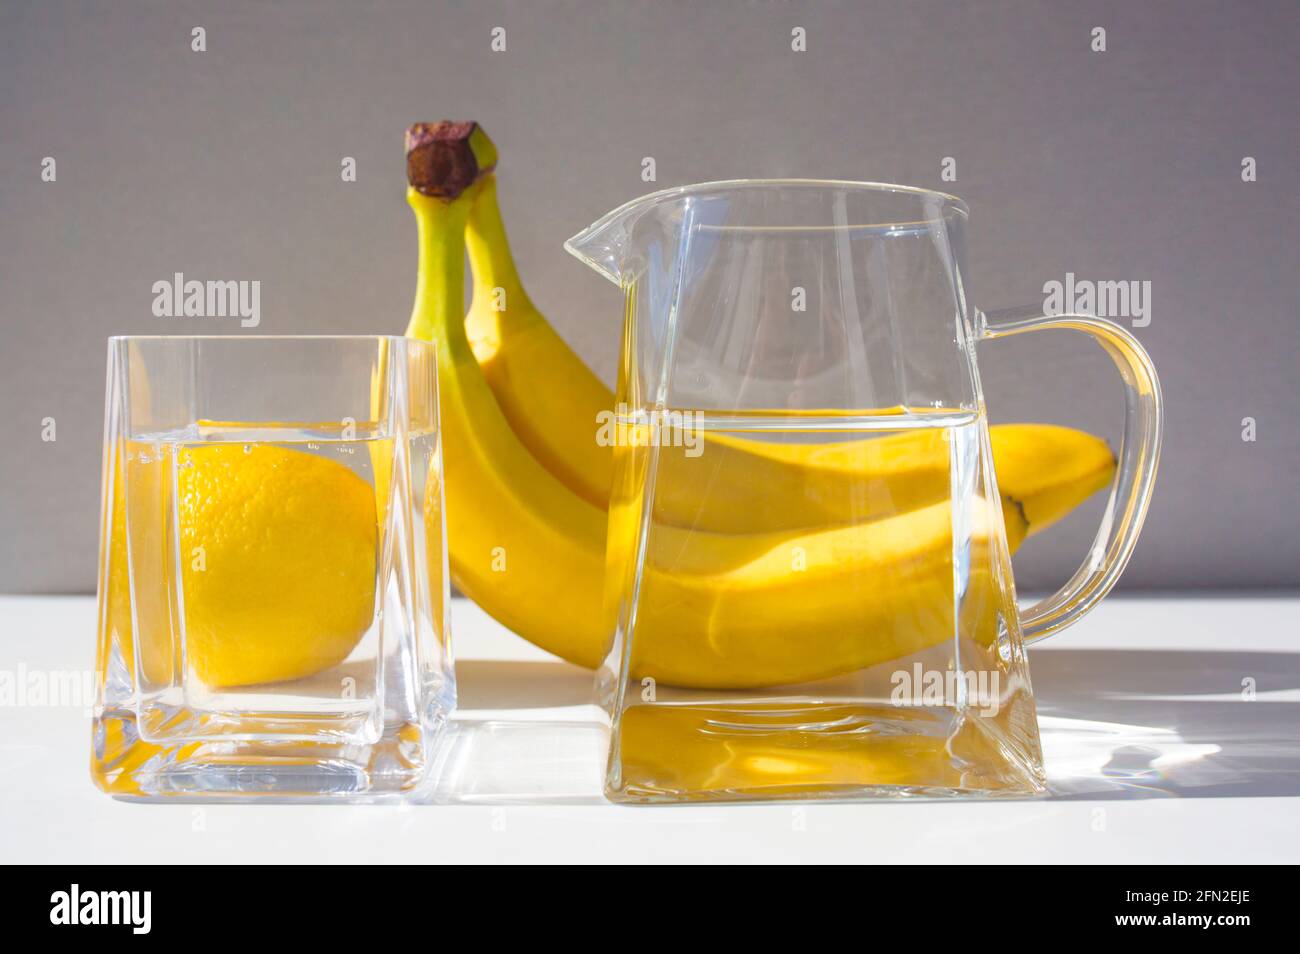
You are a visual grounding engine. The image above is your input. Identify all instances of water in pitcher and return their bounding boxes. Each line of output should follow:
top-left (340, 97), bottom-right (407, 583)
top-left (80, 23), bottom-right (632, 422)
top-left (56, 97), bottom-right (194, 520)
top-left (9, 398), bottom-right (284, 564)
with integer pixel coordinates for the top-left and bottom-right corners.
top-left (603, 407), bottom-right (1043, 800)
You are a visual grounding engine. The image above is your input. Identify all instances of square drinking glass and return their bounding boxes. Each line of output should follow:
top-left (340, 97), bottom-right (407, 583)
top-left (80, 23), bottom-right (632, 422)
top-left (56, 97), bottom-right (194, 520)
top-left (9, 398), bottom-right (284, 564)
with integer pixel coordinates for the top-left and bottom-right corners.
top-left (91, 335), bottom-right (452, 799)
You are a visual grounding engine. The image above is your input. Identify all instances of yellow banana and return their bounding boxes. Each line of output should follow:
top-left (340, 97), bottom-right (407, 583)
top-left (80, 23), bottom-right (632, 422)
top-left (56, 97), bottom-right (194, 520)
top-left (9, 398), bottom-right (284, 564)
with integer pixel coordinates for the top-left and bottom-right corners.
top-left (407, 178), bottom-right (609, 669)
top-left (464, 166), bottom-right (1114, 534)
top-left (403, 128), bottom-right (1073, 689)
top-left (466, 172), bottom-right (616, 510)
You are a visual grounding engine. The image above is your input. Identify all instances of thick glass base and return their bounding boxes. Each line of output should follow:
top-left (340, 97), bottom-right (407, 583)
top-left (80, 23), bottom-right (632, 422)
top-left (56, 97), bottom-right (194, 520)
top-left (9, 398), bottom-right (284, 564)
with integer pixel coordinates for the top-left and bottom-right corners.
top-left (92, 705), bottom-right (445, 800)
top-left (606, 700), bottom-right (1046, 803)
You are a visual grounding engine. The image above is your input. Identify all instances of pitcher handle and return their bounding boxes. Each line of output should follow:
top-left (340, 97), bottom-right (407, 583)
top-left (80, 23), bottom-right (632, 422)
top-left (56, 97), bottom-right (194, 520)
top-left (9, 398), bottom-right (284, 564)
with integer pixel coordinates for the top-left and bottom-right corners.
top-left (978, 308), bottom-right (1163, 643)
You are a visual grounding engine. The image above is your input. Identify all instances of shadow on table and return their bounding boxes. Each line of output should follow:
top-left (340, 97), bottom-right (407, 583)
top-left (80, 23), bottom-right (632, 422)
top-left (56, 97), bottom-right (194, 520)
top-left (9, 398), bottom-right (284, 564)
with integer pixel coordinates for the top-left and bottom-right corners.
top-left (420, 650), bottom-right (1300, 803)
top-left (1032, 649), bottom-right (1300, 799)
top-left (419, 659), bottom-right (606, 804)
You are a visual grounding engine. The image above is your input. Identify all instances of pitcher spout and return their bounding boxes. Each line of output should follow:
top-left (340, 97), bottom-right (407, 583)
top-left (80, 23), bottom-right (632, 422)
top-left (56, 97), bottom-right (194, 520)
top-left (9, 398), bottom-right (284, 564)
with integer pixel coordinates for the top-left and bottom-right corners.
top-left (565, 195), bottom-right (654, 287)
top-left (565, 184), bottom-right (705, 287)
top-left (564, 213), bottom-right (630, 286)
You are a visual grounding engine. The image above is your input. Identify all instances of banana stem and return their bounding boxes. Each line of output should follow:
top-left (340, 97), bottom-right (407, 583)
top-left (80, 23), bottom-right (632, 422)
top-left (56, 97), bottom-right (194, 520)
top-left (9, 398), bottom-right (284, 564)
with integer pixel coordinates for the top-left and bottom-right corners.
top-left (405, 187), bottom-right (474, 352)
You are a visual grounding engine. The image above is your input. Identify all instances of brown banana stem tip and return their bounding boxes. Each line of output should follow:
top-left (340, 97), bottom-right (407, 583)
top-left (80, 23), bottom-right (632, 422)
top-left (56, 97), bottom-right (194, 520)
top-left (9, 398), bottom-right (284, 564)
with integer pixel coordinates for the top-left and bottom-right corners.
top-left (405, 121), bottom-right (498, 199)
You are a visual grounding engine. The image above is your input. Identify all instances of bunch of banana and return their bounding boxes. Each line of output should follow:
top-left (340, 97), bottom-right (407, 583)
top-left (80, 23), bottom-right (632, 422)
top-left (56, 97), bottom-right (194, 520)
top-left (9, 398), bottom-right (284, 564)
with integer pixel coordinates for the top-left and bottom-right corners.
top-left (404, 121), bottom-right (1116, 688)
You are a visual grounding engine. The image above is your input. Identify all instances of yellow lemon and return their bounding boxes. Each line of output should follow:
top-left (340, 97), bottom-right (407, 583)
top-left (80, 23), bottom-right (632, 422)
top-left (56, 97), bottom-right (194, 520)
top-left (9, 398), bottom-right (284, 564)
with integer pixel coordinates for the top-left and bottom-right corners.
top-left (177, 443), bottom-right (377, 687)
top-left (105, 443), bottom-right (378, 689)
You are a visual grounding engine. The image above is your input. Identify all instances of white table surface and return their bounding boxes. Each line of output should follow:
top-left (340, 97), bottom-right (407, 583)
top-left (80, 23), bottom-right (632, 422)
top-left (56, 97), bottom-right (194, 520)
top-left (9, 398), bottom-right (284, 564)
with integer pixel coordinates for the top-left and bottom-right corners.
top-left (2, 594), bottom-right (1297, 864)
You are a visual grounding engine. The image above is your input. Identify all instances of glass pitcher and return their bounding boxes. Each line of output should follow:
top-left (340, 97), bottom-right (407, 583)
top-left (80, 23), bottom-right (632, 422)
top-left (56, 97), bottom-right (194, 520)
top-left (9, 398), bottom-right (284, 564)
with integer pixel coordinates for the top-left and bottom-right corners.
top-left (566, 180), bottom-right (1161, 802)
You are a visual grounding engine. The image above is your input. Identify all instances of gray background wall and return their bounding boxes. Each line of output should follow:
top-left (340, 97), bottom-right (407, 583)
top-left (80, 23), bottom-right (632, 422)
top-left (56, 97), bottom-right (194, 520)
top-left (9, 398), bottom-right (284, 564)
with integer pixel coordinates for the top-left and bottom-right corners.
top-left (1, 0), bottom-right (1297, 594)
